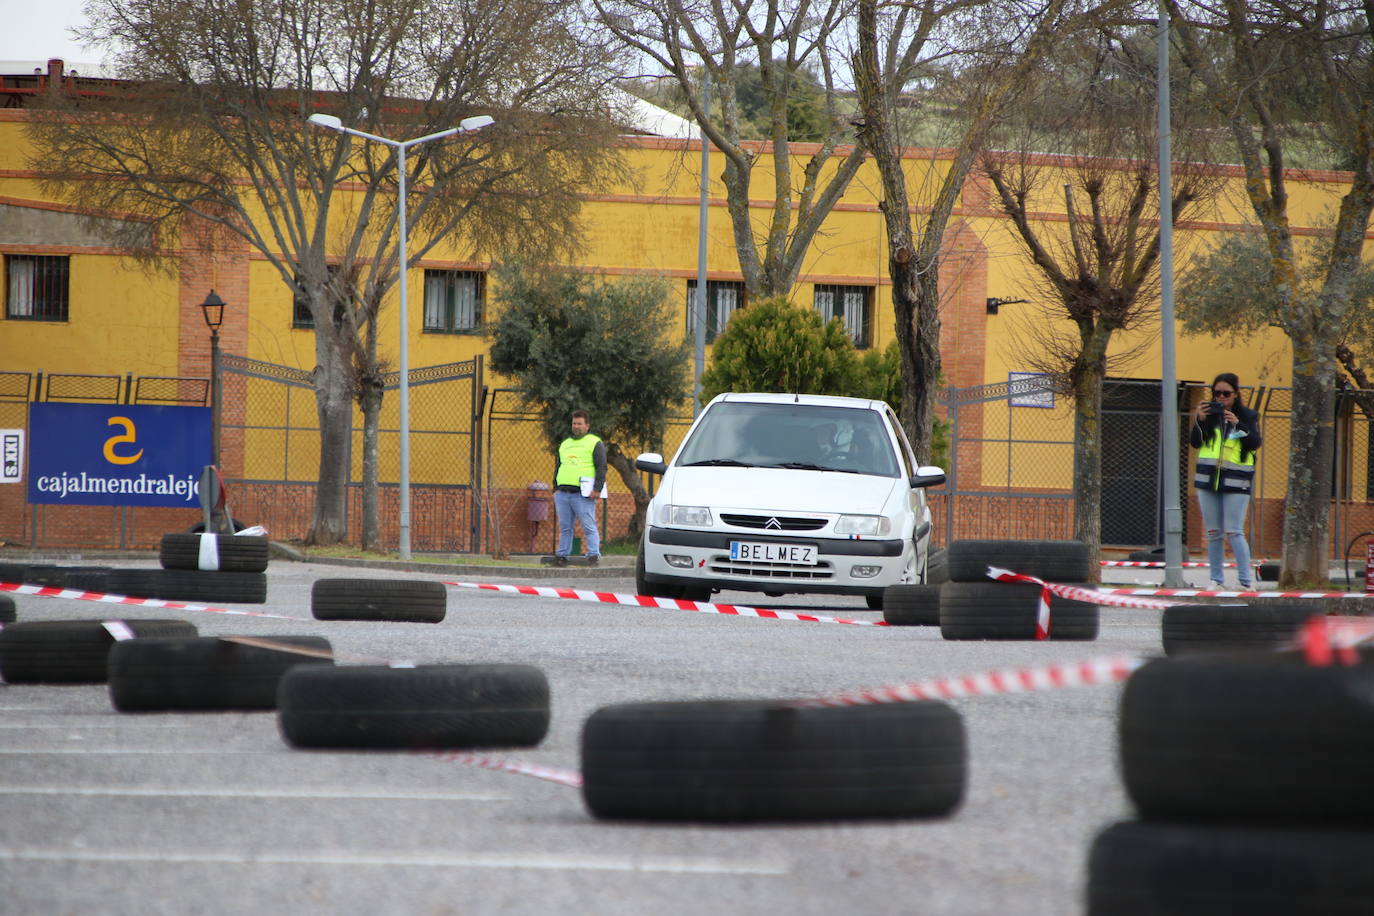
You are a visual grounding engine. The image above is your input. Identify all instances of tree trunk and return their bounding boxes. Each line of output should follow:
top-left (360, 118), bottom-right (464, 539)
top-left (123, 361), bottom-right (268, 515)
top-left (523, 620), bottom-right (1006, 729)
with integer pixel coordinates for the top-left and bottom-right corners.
top-left (308, 336), bottom-right (352, 545)
top-left (1072, 356), bottom-right (1106, 585)
top-left (1280, 343), bottom-right (1337, 587)
top-left (606, 442), bottom-right (651, 541)
top-left (358, 379), bottom-right (383, 551)
top-left (854, 0), bottom-right (938, 462)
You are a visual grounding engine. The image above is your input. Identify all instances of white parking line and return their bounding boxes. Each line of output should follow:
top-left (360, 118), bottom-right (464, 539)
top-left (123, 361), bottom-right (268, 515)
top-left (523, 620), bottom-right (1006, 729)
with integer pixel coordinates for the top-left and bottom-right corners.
top-left (0, 848), bottom-right (792, 876)
top-left (0, 786), bottom-right (510, 801)
top-left (0, 722), bottom-right (194, 729)
top-left (0, 749), bottom-right (273, 755)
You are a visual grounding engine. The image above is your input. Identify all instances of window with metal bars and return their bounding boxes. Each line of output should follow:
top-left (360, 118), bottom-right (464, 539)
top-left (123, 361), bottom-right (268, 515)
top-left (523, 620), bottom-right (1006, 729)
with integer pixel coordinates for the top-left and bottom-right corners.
top-left (686, 279), bottom-right (746, 343)
top-left (813, 284), bottom-right (872, 348)
top-left (423, 270), bottom-right (484, 332)
top-left (5, 254), bottom-right (69, 321)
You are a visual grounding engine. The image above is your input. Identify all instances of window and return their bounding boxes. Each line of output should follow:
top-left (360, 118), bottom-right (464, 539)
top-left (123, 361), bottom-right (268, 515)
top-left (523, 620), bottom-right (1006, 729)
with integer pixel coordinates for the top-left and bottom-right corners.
top-left (292, 267), bottom-right (345, 329)
top-left (423, 270), bottom-right (484, 333)
top-left (5, 254), bottom-right (69, 321)
top-left (686, 280), bottom-right (746, 343)
top-left (814, 284), bottom-right (873, 348)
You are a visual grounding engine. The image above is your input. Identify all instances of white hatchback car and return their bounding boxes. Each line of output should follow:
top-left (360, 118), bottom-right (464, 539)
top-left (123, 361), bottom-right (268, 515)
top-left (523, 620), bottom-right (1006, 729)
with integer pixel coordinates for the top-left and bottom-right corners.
top-left (634, 392), bottom-right (945, 607)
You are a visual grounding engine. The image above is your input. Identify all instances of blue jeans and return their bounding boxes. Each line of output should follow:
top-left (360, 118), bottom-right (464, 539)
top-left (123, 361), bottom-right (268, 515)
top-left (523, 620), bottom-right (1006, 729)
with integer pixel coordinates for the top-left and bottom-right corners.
top-left (1196, 488), bottom-right (1252, 586)
top-left (554, 489), bottom-right (600, 557)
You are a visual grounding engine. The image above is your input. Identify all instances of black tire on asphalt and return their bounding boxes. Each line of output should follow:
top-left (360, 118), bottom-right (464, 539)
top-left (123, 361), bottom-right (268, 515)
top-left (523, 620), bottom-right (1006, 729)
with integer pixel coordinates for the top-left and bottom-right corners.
top-left (1119, 650), bottom-right (1374, 824)
top-left (1086, 819), bottom-right (1374, 916)
top-left (310, 578), bottom-right (446, 623)
top-left (277, 664), bottom-right (550, 750)
top-left (0, 619), bottom-right (198, 684)
top-left (939, 580), bottom-right (1099, 640)
top-left (1160, 602), bottom-right (1318, 657)
top-left (60, 568), bottom-right (113, 593)
top-left (883, 584), bottom-right (941, 626)
top-left (104, 569), bottom-right (268, 604)
top-left (0, 562), bottom-right (29, 583)
top-left (1257, 561), bottom-right (1280, 581)
top-left (946, 539), bottom-right (1092, 583)
top-left (159, 533), bottom-right (270, 573)
top-left (580, 698), bottom-right (966, 821)
top-left (0, 593), bottom-right (15, 624)
top-left (108, 635), bottom-right (333, 711)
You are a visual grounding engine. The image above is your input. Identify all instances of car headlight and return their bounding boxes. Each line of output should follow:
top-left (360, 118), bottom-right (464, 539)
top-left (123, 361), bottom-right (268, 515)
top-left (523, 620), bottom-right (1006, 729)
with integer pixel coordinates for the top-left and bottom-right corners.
top-left (835, 514), bottom-right (890, 537)
top-left (663, 504), bottom-right (713, 527)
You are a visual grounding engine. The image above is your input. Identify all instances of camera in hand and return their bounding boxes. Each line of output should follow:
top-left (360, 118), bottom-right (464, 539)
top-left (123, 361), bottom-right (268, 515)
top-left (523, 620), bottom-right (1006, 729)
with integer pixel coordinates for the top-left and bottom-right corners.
top-left (1208, 400), bottom-right (1226, 417)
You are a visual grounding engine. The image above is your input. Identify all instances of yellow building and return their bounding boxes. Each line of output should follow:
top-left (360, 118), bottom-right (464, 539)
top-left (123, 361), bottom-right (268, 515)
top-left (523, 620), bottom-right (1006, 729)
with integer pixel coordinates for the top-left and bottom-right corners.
top-left (2, 60), bottom-right (1369, 553)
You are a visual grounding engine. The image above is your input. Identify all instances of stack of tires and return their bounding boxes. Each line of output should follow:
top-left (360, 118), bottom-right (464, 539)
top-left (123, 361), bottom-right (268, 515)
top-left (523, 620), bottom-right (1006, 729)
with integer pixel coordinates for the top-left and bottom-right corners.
top-left (1086, 650), bottom-right (1374, 913)
top-left (102, 533), bottom-right (270, 603)
top-left (886, 539), bottom-right (1099, 639)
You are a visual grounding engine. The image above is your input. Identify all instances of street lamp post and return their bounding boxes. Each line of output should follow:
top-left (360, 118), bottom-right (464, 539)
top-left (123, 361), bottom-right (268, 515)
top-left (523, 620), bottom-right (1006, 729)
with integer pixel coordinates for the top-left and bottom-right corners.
top-left (199, 289), bottom-right (227, 470)
top-left (307, 112), bottom-right (494, 559)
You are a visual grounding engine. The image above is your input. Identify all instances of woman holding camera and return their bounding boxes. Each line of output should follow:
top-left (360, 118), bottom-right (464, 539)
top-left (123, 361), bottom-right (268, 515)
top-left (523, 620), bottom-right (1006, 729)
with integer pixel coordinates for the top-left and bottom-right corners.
top-left (1190, 372), bottom-right (1262, 589)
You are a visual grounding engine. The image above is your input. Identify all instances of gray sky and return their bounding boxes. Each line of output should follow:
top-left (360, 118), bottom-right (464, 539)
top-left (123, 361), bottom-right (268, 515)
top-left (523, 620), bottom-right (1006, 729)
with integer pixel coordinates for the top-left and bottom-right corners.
top-left (1, 0), bottom-right (102, 66)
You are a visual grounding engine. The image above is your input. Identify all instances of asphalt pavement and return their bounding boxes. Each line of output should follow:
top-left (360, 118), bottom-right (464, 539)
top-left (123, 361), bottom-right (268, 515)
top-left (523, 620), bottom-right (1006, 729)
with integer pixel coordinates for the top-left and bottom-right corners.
top-left (0, 555), bottom-right (1339, 915)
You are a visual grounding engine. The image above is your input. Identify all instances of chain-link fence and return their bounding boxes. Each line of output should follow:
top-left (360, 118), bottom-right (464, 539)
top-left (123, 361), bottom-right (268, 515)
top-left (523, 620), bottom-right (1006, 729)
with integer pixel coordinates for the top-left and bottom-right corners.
top-left (479, 389), bottom-right (693, 556)
top-left (6, 361), bottom-right (1371, 560)
top-left (935, 376), bottom-right (1374, 561)
top-left (219, 353), bottom-right (483, 551)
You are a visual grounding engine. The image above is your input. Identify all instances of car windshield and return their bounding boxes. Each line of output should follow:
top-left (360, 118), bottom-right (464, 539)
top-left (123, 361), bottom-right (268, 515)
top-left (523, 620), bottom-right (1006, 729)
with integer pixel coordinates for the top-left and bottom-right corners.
top-left (676, 402), bottom-right (900, 478)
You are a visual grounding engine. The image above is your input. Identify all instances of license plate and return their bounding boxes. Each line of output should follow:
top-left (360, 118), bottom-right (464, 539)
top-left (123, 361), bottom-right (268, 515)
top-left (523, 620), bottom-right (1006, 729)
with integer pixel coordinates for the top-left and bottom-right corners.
top-left (729, 541), bottom-right (818, 565)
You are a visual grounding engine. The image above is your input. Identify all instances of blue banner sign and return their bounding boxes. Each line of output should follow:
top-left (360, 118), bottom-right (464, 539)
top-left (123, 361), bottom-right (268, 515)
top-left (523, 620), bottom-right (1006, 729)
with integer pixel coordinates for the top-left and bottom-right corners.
top-left (27, 403), bottom-right (211, 507)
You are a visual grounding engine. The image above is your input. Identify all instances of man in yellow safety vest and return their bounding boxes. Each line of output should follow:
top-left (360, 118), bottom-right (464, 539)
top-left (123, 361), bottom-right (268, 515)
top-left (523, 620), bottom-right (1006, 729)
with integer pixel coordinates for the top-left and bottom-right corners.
top-left (552, 409), bottom-right (606, 567)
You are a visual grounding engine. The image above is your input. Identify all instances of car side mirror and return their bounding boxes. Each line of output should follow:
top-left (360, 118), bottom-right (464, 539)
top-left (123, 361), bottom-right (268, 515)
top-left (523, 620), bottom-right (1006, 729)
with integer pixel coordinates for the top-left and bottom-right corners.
top-left (909, 465), bottom-right (946, 489)
top-left (635, 452), bottom-right (668, 475)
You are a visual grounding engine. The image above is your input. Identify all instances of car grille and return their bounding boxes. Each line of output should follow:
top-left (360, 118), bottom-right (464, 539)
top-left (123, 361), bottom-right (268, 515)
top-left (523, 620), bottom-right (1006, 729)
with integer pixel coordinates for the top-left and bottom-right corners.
top-left (718, 513), bottom-right (828, 531)
top-left (707, 557), bottom-right (835, 579)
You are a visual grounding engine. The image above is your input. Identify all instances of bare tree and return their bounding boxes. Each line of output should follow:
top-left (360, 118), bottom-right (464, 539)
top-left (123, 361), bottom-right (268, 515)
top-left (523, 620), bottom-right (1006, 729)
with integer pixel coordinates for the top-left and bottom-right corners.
top-left (1167, 0), bottom-right (1374, 586)
top-left (978, 27), bottom-right (1221, 564)
top-left (29, 0), bottom-right (628, 545)
top-left (593, 0), bottom-right (866, 297)
top-left (851, 0), bottom-right (1101, 460)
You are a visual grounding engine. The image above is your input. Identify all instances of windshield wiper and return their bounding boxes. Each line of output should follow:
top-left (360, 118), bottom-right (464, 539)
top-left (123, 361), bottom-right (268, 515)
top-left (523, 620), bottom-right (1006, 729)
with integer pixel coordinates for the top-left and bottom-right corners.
top-left (681, 458), bottom-right (757, 467)
top-left (769, 462), bottom-right (860, 473)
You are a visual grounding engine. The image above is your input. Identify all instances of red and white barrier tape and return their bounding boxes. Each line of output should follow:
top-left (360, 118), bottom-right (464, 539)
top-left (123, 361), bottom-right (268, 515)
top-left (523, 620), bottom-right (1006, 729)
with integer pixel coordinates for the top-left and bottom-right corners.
top-left (420, 750), bottom-right (583, 787)
top-left (795, 654), bottom-right (1146, 708)
top-left (1100, 560), bottom-right (1263, 568)
top-left (443, 581), bottom-right (885, 627)
top-left (1092, 585), bottom-right (1371, 600)
top-left (0, 581), bottom-right (305, 621)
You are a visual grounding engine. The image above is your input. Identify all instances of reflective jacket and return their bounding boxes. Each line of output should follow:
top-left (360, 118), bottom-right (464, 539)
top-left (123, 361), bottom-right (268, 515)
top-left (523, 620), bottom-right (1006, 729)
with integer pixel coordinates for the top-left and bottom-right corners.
top-left (1190, 406), bottom-right (1261, 493)
top-left (555, 433), bottom-right (605, 491)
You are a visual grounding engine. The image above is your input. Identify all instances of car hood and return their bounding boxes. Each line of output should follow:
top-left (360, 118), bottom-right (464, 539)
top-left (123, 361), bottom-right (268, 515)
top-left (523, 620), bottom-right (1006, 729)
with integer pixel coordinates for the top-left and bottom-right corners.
top-left (663, 466), bottom-right (901, 516)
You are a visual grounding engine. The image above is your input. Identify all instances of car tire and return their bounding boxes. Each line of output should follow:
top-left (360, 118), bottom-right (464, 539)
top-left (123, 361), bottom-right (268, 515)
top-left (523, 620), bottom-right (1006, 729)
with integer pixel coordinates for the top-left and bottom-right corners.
top-left (108, 635), bottom-right (333, 711)
top-left (939, 580), bottom-right (1099, 640)
top-left (277, 664), bottom-right (550, 750)
top-left (0, 619), bottom-right (198, 684)
top-left (947, 539), bottom-right (1092, 583)
top-left (104, 569), bottom-right (268, 604)
top-left (581, 698), bottom-right (966, 821)
top-left (635, 545), bottom-right (685, 600)
top-left (1160, 602), bottom-right (1317, 657)
top-left (883, 584), bottom-right (941, 626)
top-left (310, 579), bottom-right (447, 623)
top-left (0, 593), bottom-right (14, 624)
top-left (159, 533), bottom-right (270, 573)
top-left (1119, 650), bottom-right (1374, 824)
top-left (1086, 819), bottom-right (1374, 915)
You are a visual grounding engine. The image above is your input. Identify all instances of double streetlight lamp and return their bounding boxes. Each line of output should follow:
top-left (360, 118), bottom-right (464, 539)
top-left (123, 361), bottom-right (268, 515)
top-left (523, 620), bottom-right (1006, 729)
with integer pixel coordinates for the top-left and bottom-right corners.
top-left (307, 112), bottom-right (494, 559)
